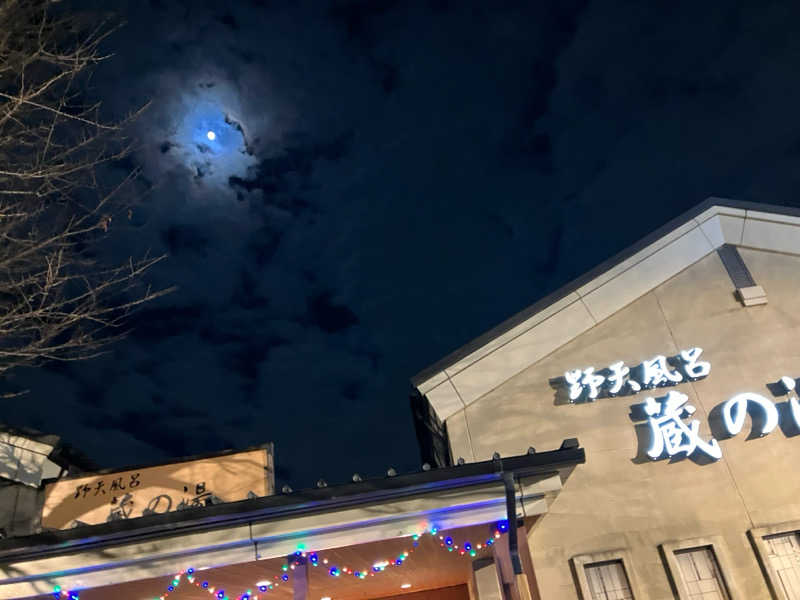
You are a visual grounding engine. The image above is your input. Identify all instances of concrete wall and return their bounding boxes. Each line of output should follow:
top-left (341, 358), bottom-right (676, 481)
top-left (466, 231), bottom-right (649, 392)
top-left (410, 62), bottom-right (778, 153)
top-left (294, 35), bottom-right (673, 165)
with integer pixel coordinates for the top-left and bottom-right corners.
top-left (445, 248), bottom-right (800, 599)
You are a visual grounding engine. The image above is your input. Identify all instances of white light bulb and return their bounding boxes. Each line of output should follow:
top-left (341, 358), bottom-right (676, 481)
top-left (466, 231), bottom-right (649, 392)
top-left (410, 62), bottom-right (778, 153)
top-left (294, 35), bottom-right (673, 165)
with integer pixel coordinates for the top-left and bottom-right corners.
top-left (401, 583), bottom-right (412, 589)
top-left (207, 130), bottom-right (216, 141)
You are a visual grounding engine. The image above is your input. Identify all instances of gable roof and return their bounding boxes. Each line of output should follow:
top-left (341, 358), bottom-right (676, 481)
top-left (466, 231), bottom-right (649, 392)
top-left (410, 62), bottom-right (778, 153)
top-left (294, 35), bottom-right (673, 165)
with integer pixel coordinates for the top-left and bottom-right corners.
top-left (412, 197), bottom-right (800, 421)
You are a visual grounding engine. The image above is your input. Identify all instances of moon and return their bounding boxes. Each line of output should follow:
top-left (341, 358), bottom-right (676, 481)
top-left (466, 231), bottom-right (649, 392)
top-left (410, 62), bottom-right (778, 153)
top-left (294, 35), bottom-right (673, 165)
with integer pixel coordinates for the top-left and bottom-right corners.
top-left (206, 130), bottom-right (216, 141)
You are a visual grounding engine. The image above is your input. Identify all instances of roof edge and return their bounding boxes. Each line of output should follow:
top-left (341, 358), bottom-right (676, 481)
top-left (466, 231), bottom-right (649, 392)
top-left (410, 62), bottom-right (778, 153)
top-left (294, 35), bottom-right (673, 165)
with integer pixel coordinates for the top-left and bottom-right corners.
top-left (0, 443), bottom-right (584, 562)
top-left (411, 197), bottom-right (800, 387)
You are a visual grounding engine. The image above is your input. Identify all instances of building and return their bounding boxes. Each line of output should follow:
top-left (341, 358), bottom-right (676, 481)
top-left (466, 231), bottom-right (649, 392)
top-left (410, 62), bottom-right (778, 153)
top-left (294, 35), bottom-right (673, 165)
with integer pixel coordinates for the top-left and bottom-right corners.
top-left (412, 198), bottom-right (800, 599)
top-left (0, 442), bottom-right (583, 599)
top-left (2, 197), bottom-right (800, 600)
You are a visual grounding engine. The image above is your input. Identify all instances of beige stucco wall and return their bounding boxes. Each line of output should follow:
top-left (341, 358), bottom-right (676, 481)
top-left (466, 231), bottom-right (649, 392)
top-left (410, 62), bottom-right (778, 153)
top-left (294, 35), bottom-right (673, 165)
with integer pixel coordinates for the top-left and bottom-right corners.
top-left (447, 248), bottom-right (800, 599)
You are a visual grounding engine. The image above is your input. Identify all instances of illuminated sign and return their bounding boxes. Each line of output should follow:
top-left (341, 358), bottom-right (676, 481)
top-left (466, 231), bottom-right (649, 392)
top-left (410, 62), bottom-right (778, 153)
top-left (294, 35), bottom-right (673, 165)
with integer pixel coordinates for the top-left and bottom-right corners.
top-left (563, 347), bottom-right (710, 402)
top-left (560, 348), bottom-right (800, 462)
top-left (636, 379), bottom-right (799, 461)
top-left (642, 391), bottom-right (721, 460)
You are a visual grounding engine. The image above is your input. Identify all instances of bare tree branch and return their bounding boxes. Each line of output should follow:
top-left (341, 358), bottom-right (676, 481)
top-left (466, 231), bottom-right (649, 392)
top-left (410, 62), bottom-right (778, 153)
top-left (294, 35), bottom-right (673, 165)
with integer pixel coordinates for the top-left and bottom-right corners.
top-left (0, 0), bottom-right (173, 376)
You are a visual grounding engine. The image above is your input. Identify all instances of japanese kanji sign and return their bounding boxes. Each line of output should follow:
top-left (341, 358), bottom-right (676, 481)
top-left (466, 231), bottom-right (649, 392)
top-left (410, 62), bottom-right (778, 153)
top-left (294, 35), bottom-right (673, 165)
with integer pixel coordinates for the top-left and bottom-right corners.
top-left (635, 379), bottom-right (799, 461)
top-left (640, 391), bottom-right (721, 460)
top-left (562, 347), bottom-right (710, 402)
top-left (559, 347), bottom-right (800, 462)
top-left (41, 446), bottom-right (273, 530)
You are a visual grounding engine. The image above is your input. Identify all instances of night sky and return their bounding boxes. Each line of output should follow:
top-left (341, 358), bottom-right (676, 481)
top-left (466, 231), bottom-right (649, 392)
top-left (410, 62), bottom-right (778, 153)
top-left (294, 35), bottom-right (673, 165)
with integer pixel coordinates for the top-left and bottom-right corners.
top-left (3, 0), bottom-right (800, 489)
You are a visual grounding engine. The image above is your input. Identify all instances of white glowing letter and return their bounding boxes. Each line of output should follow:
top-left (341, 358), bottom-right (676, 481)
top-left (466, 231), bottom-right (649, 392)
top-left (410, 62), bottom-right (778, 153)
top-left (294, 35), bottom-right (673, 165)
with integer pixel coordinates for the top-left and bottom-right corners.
top-left (564, 369), bottom-right (584, 402)
top-left (606, 362), bottom-right (627, 395)
top-left (640, 355), bottom-right (683, 388)
top-left (790, 396), bottom-right (800, 428)
top-left (781, 375), bottom-right (800, 428)
top-left (564, 367), bottom-right (605, 401)
top-left (643, 391), bottom-right (721, 460)
top-left (606, 361), bottom-right (642, 394)
top-left (721, 393), bottom-right (779, 437)
top-left (679, 347), bottom-right (710, 379)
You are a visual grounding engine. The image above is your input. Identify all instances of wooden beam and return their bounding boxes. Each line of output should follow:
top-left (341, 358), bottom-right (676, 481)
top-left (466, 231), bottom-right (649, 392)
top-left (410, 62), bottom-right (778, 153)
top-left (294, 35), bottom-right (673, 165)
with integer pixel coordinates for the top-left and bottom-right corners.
top-left (515, 519), bottom-right (540, 600)
top-left (472, 557), bottom-right (503, 600)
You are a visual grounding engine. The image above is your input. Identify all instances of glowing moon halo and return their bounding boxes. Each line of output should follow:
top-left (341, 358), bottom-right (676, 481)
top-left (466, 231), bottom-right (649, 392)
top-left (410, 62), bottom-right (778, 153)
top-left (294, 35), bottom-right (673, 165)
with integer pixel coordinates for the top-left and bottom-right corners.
top-left (206, 130), bottom-right (216, 141)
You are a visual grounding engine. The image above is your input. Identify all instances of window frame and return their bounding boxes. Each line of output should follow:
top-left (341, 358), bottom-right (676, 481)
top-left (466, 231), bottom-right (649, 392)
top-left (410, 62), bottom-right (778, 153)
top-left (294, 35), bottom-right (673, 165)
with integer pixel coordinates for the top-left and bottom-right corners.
top-left (660, 536), bottom-right (741, 600)
top-left (749, 520), bottom-right (800, 600)
top-left (571, 549), bottom-right (641, 600)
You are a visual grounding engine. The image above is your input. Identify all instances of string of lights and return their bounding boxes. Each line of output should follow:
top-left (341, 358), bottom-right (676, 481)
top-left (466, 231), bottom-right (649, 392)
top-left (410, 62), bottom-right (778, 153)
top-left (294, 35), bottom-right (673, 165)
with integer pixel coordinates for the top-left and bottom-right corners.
top-left (51, 520), bottom-right (510, 600)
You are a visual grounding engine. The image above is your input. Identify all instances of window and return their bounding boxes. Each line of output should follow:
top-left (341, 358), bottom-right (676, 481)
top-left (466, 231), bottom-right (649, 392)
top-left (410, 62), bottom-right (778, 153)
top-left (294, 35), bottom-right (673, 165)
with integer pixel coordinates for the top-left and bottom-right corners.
top-left (572, 550), bottom-right (642, 600)
top-left (584, 560), bottom-right (634, 600)
top-left (660, 537), bottom-right (741, 600)
top-left (750, 524), bottom-right (800, 600)
top-left (763, 532), bottom-right (800, 599)
top-left (674, 547), bottom-right (730, 600)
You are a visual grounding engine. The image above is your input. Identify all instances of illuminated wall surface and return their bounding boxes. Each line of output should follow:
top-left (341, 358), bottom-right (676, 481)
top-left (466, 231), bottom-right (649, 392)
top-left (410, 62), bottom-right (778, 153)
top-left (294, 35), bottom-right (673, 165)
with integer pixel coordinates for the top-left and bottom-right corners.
top-left (437, 245), bottom-right (800, 599)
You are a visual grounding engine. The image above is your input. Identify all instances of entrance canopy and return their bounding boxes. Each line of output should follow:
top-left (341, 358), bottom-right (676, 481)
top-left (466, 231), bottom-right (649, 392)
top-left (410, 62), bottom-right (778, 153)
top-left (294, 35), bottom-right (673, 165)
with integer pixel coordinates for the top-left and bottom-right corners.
top-left (0, 443), bottom-right (584, 599)
top-left (29, 522), bottom-right (504, 600)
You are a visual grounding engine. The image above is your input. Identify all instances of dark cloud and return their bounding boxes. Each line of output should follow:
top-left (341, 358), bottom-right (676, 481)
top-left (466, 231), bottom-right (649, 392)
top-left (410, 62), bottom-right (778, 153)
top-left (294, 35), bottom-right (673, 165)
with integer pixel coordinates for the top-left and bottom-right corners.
top-left (329, 0), bottom-right (400, 47)
top-left (228, 132), bottom-right (353, 207)
top-left (307, 292), bottom-right (359, 334)
top-left (2, 0), bottom-right (800, 489)
top-left (216, 12), bottom-right (240, 31)
top-left (129, 305), bottom-right (206, 343)
top-left (161, 224), bottom-right (211, 257)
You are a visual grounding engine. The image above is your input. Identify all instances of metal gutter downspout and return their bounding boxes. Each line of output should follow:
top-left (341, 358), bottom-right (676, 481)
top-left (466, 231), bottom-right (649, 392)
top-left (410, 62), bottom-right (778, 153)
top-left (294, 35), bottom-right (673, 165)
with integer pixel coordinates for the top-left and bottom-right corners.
top-left (502, 471), bottom-right (523, 575)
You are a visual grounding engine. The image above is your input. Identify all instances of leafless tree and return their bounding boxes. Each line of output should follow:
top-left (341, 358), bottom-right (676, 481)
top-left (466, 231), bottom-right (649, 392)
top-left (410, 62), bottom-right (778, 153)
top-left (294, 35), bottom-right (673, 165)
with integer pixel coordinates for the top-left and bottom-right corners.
top-left (0, 0), bottom-right (173, 378)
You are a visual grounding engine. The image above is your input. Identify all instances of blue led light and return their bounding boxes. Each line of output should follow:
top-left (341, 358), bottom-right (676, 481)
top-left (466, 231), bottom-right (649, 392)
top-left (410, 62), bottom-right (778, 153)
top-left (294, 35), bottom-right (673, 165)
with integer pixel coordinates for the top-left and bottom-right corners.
top-left (464, 542), bottom-right (472, 551)
top-left (259, 586), bottom-right (267, 592)
top-left (187, 568), bottom-right (194, 574)
top-left (445, 536), bottom-right (453, 546)
top-left (281, 574), bottom-right (289, 582)
top-left (497, 519), bottom-right (509, 532)
top-left (217, 590), bottom-right (225, 599)
top-left (202, 582), bottom-right (209, 588)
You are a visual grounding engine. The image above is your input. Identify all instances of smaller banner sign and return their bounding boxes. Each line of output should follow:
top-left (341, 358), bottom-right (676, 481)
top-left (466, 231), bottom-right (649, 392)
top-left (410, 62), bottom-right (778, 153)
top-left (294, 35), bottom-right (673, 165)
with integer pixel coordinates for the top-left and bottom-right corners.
top-left (41, 446), bottom-right (273, 530)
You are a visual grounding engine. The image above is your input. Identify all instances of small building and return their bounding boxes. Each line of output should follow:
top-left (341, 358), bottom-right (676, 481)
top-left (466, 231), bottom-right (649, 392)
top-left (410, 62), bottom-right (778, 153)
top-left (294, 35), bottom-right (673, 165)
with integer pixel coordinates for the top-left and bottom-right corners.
top-left (412, 198), bottom-right (800, 599)
top-left (0, 424), bottom-right (95, 539)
